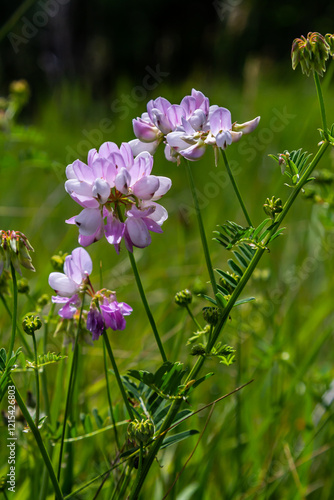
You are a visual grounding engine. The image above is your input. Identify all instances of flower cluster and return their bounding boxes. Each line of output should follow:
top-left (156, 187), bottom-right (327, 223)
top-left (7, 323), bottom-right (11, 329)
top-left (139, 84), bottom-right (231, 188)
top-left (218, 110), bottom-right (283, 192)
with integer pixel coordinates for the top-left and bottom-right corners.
top-left (291, 32), bottom-right (331, 77)
top-left (65, 142), bottom-right (171, 253)
top-left (48, 247), bottom-right (132, 339)
top-left (131, 88), bottom-right (260, 164)
top-left (0, 230), bottom-right (35, 276)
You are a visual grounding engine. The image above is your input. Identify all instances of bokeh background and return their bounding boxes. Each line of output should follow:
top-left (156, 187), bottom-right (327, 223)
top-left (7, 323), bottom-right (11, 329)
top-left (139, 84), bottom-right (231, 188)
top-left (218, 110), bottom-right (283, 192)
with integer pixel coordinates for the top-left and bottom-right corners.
top-left (1, 1), bottom-right (334, 499)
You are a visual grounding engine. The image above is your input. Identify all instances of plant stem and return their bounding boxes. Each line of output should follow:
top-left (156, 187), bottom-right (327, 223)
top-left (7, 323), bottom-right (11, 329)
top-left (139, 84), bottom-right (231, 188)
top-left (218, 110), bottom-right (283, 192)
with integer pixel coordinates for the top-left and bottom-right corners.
top-left (185, 304), bottom-right (202, 330)
top-left (32, 332), bottom-right (40, 426)
top-left (103, 341), bottom-right (120, 449)
top-left (184, 159), bottom-right (218, 297)
top-left (12, 378), bottom-right (63, 499)
top-left (0, 292), bottom-right (33, 357)
top-left (7, 263), bottom-right (18, 360)
top-left (221, 150), bottom-right (253, 226)
top-left (127, 140), bottom-right (330, 498)
top-left (103, 331), bottom-right (134, 420)
top-left (314, 72), bottom-right (328, 136)
top-left (57, 300), bottom-right (84, 481)
top-left (127, 249), bottom-right (167, 362)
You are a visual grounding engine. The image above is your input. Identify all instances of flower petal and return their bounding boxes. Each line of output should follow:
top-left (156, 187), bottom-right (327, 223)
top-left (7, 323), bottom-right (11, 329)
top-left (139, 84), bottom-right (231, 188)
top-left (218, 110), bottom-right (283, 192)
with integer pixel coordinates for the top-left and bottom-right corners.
top-left (132, 175), bottom-right (160, 200)
top-left (48, 273), bottom-right (78, 297)
top-left (125, 217), bottom-right (151, 248)
top-left (75, 208), bottom-right (103, 236)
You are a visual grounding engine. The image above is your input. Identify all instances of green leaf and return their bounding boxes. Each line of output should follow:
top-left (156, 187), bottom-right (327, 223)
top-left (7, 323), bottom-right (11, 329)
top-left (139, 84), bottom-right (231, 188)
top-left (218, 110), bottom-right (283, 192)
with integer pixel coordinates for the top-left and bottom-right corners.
top-left (234, 297), bottom-right (256, 307)
top-left (161, 429), bottom-right (199, 450)
top-left (197, 293), bottom-right (217, 305)
top-left (228, 259), bottom-right (243, 277)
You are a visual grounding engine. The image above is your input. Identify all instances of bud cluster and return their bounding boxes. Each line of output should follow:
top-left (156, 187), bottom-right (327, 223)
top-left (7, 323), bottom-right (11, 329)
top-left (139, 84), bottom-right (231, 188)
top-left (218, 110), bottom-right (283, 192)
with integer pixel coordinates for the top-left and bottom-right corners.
top-left (263, 196), bottom-right (283, 220)
top-left (174, 289), bottom-right (192, 306)
top-left (291, 32), bottom-right (331, 77)
top-left (0, 230), bottom-right (35, 276)
top-left (127, 418), bottom-right (154, 446)
top-left (22, 314), bottom-right (42, 336)
top-left (202, 306), bottom-right (222, 325)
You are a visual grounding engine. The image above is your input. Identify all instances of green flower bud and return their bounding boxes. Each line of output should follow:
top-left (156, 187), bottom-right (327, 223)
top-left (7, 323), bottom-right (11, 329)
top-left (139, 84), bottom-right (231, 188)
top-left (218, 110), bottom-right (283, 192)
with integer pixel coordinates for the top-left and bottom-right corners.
top-left (17, 277), bottom-right (30, 294)
top-left (175, 289), bottom-right (192, 306)
top-left (190, 344), bottom-right (206, 356)
top-left (50, 252), bottom-right (68, 272)
top-left (37, 294), bottom-right (49, 307)
top-left (0, 231), bottom-right (35, 276)
top-left (22, 313), bottom-right (42, 336)
top-left (127, 419), bottom-right (154, 445)
top-left (202, 306), bottom-right (222, 325)
top-left (325, 34), bottom-right (334, 57)
top-left (263, 196), bottom-right (283, 220)
top-left (291, 32), bottom-right (330, 77)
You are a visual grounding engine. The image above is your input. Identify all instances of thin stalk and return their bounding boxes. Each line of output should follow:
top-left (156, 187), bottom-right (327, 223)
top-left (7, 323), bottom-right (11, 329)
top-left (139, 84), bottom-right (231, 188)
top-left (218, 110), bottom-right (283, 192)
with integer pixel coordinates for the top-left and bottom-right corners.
top-left (314, 72), bottom-right (328, 136)
top-left (0, 293), bottom-right (33, 357)
top-left (103, 341), bottom-right (120, 450)
top-left (129, 444), bottom-right (144, 498)
top-left (115, 204), bottom-right (167, 362)
top-left (184, 159), bottom-right (218, 297)
top-left (12, 378), bottom-right (63, 499)
top-left (185, 304), bottom-right (202, 330)
top-left (221, 150), bottom-right (253, 226)
top-left (7, 263), bottom-right (18, 360)
top-left (127, 250), bottom-right (167, 362)
top-left (57, 300), bottom-right (85, 481)
top-left (103, 331), bottom-right (134, 420)
top-left (32, 332), bottom-right (40, 426)
top-left (128, 140), bottom-right (330, 498)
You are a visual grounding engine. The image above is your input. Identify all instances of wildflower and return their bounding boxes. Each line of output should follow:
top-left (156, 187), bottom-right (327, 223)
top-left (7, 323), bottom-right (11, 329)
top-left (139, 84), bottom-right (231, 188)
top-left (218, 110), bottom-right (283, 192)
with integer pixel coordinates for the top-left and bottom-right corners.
top-left (48, 247), bottom-right (92, 318)
top-left (0, 230), bottom-right (35, 276)
top-left (291, 32), bottom-right (330, 76)
top-left (87, 289), bottom-right (133, 340)
top-left (65, 142), bottom-right (171, 253)
top-left (131, 89), bottom-right (260, 164)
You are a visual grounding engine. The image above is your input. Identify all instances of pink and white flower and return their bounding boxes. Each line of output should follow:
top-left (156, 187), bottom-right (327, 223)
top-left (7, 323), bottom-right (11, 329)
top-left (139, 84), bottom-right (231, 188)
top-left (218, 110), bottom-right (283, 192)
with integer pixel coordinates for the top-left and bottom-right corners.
top-left (65, 141), bottom-right (172, 253)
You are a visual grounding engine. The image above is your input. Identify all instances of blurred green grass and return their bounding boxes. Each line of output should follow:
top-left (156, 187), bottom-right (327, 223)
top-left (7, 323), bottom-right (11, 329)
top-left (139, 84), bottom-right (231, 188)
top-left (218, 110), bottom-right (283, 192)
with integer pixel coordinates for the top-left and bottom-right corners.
top-left (1, 69), bottom-right (334, 499)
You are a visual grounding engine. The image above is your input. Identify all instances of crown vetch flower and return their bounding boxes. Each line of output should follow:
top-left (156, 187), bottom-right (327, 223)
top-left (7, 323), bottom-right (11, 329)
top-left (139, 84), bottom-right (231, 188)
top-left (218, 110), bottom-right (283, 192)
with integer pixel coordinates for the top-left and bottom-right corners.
top-left (65, 142), bottom-right (171, 253)
top-left (48, 247), bottom-right (92, 318)
top-left (131, 89), bottom-right (260, 164)
top-left (87, 289), bottom-right (133, 340)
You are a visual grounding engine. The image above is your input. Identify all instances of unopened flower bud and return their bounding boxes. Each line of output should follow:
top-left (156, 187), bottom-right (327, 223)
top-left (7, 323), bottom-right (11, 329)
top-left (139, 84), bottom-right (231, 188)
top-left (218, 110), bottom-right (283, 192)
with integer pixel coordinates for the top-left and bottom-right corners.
top-left (190, 344), bottom-right (206, 356)
top-left (0, 231), bottom-right (35, 276)
top-left (127, 418), bottom-right (154, 445)
top-left (50, 252), bottom-right (67, 272)
top-left (202, 306), bottom-right (222, 325)
top-left (22, 313), bottom-right (42, 336)
top-left (291, 32), bottom-right (330, 76)
top-left (17, 278), bottom-right (29, 294)
top-left (37, 294), bottom-right (49, 307)
top-left (175, 289), bottom-right (192, 306)
top-left (325, 34), bottom-right (334, 57)
top-left (263, 196), bottom-right (283, 219)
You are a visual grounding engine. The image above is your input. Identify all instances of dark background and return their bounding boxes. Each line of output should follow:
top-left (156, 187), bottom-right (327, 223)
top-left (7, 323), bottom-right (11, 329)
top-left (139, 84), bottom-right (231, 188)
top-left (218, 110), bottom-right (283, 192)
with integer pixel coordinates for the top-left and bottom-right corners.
top-left (1, 0), bottom-right (334, 102)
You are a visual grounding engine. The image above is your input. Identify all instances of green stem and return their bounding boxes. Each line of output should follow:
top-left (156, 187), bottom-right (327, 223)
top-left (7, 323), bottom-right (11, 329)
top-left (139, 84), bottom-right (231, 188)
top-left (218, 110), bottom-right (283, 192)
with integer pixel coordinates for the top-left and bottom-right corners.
top-left (0, 293), bottom-right (33, 357)
top-left (7, 263), bottom-right (18, 360)
top-left (32, 332), bottom-right (40, 426)
top-left (57, 300), bottom-right (84, 481)
top-left (314, 72), bottom-right (328, 136)
top-left (103, 341), bottom-right (120, 450)
top-left (184, 159), bottom-right (218, 297)
top-left (185, 304), bottom-right (202, 330)
top-left (12, 378), bottom-right (63, 499)
top-left (127, 250), bottom-right (167, 362)
top-left (128, 140), bottom-right (330, 499)
top-left (103, 331), bottom-right (134, 420)
top-left (221, 150), bottom-right (253, 226)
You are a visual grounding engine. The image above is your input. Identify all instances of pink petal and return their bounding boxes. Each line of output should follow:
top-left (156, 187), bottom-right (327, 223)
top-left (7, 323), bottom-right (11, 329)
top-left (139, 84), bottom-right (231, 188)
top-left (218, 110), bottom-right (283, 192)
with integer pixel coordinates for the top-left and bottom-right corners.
top-left (132, 175), bottom-right (160, 200)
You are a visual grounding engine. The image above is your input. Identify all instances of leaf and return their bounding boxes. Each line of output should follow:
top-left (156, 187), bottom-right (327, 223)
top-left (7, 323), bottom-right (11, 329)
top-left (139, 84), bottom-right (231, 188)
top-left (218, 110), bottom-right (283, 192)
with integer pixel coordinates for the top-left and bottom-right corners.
top-left (160, 429), bottom-right (199, 450)
top-left (26, 352), bottom-right (67, 369)
top-left (234, 297), bottom-right (256, 307)
top-left (228, 259), bottom-right (243, 277)
top-left (197, 293), bottom-right (217, 305)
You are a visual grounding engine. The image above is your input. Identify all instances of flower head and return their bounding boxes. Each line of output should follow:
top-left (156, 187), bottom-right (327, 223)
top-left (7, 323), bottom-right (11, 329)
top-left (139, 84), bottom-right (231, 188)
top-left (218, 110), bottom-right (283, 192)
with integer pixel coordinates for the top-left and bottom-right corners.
top-left (65, 141), bottom-right (171, 253)
top-left (0, 230), bottom-right (35, 276)
top-left (131, 89), bottom-right (260, 164)
top-left (291, 32), bottom-right (330, 76)
top-left (87, 289), bottom-right (133, 340)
